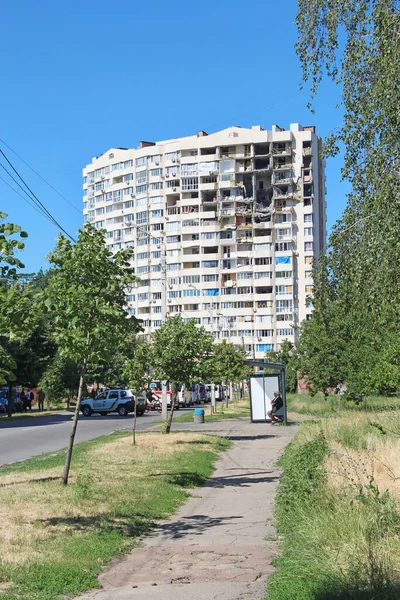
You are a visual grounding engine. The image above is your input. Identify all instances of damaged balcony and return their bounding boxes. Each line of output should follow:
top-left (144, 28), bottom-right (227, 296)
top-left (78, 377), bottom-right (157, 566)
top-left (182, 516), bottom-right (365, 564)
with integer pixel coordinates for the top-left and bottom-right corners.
top-left (272, 142), bottom-right (292, 155)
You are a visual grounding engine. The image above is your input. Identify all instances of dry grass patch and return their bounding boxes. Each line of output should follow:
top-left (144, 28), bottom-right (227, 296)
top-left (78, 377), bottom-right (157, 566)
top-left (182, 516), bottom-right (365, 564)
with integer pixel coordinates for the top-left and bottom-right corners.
top-left (0, 430), bottom-right (230, 600)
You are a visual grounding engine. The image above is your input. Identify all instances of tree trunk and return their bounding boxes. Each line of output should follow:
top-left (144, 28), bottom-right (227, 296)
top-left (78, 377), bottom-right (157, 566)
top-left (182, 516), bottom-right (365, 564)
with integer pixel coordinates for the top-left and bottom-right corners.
top-left (165, 383), bottom-right (177, 434)
top-left (161, 380), bottom-right (168, 422)
top-left (7, 383), bottom-right (13, 418)
top-left (133, 393), bottom-right (138, 445)
top-left (61, 357), bottom-right (87, 485)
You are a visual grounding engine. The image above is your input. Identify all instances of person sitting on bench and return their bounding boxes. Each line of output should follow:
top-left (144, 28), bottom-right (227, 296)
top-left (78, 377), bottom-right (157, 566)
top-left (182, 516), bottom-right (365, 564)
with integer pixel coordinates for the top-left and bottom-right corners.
top-left (267, 391), bottom-right (283, 424)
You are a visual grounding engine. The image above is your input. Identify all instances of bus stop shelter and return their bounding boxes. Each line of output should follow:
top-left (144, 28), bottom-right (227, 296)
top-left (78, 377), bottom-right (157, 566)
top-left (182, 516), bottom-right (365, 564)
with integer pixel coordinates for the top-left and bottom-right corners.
top-left (246, 360), bottom-right (287, 425)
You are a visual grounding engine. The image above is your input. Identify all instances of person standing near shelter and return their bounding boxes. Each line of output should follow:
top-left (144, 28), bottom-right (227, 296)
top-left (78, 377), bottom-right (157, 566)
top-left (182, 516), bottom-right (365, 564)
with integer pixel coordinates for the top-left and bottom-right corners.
top-left (267, 391), bottom-right (283, 425)
top-left (20, 389), bottom-right (27, 412)
top-left (26, 389), bottom-right (34, 411)
top-left (38, 389), bottom-right (45, 411)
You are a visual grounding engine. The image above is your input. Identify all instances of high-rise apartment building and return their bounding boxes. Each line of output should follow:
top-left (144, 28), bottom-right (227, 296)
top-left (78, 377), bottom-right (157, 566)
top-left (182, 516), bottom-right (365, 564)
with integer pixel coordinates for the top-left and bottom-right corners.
top-left (83, 124), bottom-right (326, 359)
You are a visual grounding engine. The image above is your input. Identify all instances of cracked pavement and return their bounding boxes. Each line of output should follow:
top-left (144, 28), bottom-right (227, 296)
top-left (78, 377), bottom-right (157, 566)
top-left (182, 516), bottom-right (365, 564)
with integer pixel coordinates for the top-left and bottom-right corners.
top-left (76, 420), bottom-right (296, 600)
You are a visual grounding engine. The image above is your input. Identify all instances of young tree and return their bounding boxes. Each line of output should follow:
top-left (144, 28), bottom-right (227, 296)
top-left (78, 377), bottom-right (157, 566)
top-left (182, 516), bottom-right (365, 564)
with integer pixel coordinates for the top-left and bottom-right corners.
top-left (203, 341), bottom-right (249, 410)
top-left (45, 224), bottom-right (140, 484)
top-left (124, 341), bottom-right (151, 444)
top-left (151, 315), bottom-right (214, 433)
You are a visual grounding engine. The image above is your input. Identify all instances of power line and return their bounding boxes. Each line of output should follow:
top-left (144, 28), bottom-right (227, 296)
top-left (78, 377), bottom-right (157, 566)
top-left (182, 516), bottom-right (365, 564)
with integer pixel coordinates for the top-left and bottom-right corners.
top-left (0, 173), bottom-right (57, 224)
top-left (0, 137), bottom-right (82, 215)
top-left (0, 160), bottom-right (74, 238)
top-left (0, 148), bottom-right (76, 242)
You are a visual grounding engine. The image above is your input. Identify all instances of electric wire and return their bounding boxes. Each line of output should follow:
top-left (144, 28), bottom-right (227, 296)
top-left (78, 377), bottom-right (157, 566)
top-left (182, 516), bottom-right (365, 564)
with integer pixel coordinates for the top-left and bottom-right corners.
top-left (0, 173), bottom-right (57, 224)
top-left (0, 137), bottom-right (82, 215)
top-left (0, 148), bottom-right (76, 242)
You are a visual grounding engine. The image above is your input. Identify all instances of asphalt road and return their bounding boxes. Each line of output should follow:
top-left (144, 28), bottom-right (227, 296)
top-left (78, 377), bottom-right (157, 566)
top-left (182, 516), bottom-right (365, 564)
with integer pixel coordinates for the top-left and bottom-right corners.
top-left (0, 406), bottom-right (204, 467)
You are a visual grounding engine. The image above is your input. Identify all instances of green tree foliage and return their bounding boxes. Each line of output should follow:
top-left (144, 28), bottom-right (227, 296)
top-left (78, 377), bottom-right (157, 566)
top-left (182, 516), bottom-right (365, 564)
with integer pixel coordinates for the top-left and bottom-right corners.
top-left (151, 315), bottom-right (214, 433)
top-left (266, 339), bottom-right (298, 393)
top-left (0, 213), bottom-right (33, 398)
top-left (204, 340), bottom-right (249, 387)
top-left (296, 1), bottom-right (400, 395)
top-left (45, 224), bottom-right (140, 483)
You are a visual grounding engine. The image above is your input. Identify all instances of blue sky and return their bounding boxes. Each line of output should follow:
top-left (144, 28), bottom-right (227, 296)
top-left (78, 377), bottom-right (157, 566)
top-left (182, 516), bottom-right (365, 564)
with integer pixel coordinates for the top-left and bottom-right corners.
top-left (1, 0), bottom-right (348, 273)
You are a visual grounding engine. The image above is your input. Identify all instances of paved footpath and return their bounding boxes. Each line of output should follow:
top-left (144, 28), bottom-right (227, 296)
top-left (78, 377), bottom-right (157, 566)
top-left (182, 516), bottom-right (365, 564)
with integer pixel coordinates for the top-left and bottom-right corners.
top-left (78, 419), bottom-right (297, 600)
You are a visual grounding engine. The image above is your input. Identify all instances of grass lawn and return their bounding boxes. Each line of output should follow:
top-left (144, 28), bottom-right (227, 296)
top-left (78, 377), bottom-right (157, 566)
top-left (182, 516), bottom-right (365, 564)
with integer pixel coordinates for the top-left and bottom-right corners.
top-left (267, 409), bottom-right (400, 600)
top-left (0, 431), bottom-right (230, 600)
top-left (173, 398), bottom-right (251, 423)
top-left (287, 391), bottom-right (400, 418)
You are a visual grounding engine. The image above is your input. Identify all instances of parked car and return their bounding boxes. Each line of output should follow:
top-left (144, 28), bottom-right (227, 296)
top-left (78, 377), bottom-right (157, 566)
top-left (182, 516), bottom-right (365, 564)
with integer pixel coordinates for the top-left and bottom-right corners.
top-left (0, 397), bottom-right (6, 413)
top-left (80, 389), bottom-right (145, 417)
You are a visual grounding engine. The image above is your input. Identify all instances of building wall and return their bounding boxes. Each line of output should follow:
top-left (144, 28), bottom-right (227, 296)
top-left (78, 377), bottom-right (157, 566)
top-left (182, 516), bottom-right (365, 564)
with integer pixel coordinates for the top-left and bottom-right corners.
top-left (83, 124), bottom-right (326, 359)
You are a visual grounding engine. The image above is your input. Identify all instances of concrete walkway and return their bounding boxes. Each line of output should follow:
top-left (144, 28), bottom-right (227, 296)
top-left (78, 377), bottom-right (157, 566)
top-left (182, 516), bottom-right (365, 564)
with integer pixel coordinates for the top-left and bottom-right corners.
top-left (78, 420), bottom-right (296, 600)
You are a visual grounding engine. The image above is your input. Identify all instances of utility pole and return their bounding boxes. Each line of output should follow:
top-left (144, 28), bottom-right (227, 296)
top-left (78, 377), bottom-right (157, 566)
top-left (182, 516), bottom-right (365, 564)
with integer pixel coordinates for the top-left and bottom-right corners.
top-left (160, 234), bottom-right (168, 421)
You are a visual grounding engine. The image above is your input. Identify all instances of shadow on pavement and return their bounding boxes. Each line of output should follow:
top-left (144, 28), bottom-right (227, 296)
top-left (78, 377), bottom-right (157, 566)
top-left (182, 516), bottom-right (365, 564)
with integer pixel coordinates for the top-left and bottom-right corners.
top-left (226, 434), bottom-right (277, 441)
top-left (152, 514), bottom-right (243, 540)
top-left (148, 469), bottom-right (278, 489)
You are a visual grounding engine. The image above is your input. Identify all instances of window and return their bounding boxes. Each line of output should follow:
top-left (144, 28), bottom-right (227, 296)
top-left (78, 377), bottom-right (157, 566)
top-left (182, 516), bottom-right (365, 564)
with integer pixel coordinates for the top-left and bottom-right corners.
top-left (275, 242), bottom-right (293, 252)
top-left (304, 214), bottom-right (313, 223)
top-left (182, 275), bottom-right (200, 283)
top-left (137, 211), bottom-right (148, 225)
top-left (276, 299), bottom-right (293, 312)
top-left (168, 291), bottom-right (182, 299)
top-left (256, 344), bottom-right (273, 352)
top-left (137, 266), bottom-right (149, 274)
top-left (136, 184), bottom-right (148, 195)
top-left (237, 272), bottom-right (253, 280)
top-left (95, 220), bottom-right (104, 229)
top-left (167, 263), bottom-right (181, 271)
top-left (152, 305), bottom-right (162, 313)
top-left (138, 293), bottom-right (149, 301)
top-left (137, 252), bottom-right (149, 261)
top-left (124, 160), bottom-right (133, 168)
top-left (305, 256), bottom-right (313, 264)
top-left (136, 157), bottom-right (147, 168)
top-left (255, 315), bottom-right (272, 323)
top-left (95, 207), bottom-right (104, 215)
top-left (255, 257), bottom-right (272, 266)
top-left (202, 260), bottom-right (218, 268)
top-left (203, 274), bottom-right (219, 282)
top-left (123, 173), bottom-right (133, 182)
top-left (151, 264), bottom-right (161, 272)
top-left (277, 228), bottom-right (291, 240)
top-left (150, 182), bottom-right (163, 190)
top-left (278, 328), bottom-right (294, 336)
top-left (106, 205), bottom-right (114, 213)
top-left (165, 151), bottom-right (180, 162)
top-left (276, 285), bottom-right (293, 295)
top-left (168, 249), bottom-right (180, 257)
top-left (166, 166), bottom-right (179, 176)
top-left (167, 235), bottom-right (180, 243)
top-left (256, 330), bottom-right (273, 337)
top-left (183, 289), bottom-right (200, 297)
top-left (150, 168), bottom-right (163, 177)
top-left (276, 271), bottom-right (293, 278)
top-left (166, 221), bottom-right (180, 232)
top-left (181, 163), bottom-right (198, 177)
top-left (153, 320), bottom-right (162, 327)
top-left (181, 177), bottom-right (198, 191)
top-left (151, 223), bottom-right (164, 231)
top-left (304, 241), bottom-right (313, 251)
top-left (305, 285), bottom-right (314, 293)
top-left (182, 218), bottom-right (199, 227)
top-left (126, 294), bottom-right (136, 302)
top-left (201, 232), bottom-right (216, 240)
top-left (254, 271), bottom-right (272, 279)
top-left (304, 227), bottom-right (313, 236)
top-left (151, 251), bottom-right (161, 259)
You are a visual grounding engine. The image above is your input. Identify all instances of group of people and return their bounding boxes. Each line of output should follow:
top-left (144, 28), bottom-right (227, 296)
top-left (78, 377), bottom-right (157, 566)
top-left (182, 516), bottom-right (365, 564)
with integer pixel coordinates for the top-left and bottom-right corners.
top-left (19, 389), bottom-right (46, 411)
